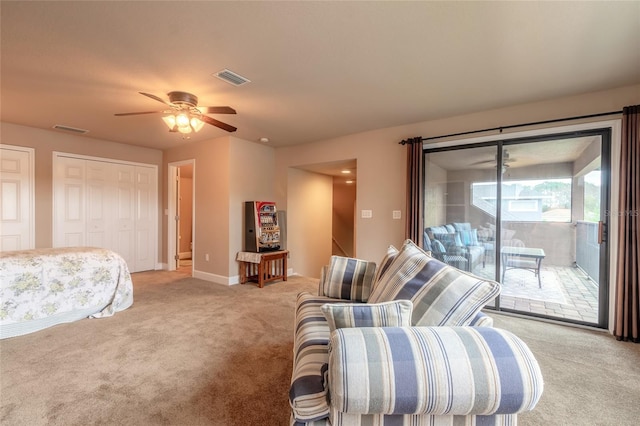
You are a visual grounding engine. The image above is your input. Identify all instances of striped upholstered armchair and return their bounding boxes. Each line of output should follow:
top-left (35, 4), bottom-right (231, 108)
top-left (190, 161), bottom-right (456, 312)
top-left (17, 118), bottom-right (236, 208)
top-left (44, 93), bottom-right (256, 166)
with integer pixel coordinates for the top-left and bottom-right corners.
top-left (289, 240), bottom-right (543, 426)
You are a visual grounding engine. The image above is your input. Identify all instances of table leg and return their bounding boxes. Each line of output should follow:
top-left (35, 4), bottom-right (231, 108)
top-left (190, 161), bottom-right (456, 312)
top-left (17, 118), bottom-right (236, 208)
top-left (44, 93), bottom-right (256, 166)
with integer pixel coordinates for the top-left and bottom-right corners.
top-left (283, 254), bottom-right (288, 281)
top-left (258, 258), bottom-right (265, 288)
top-left (536, 258), bottom-right (542, 288)
top-left (239, 261), bottom-right (247, 284)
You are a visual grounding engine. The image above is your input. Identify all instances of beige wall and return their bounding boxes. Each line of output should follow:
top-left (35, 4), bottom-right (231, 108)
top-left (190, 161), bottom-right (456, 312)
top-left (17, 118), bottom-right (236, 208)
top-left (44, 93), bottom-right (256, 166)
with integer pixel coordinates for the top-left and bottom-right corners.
top-left (164, 136), bottom-right (230, 279)
top-left (275, 128), bottom-right (407, 266)
top-left (274, 83), bottom-right (640, 271)
top-left (228, 136), bottom-right (276, 276)
top-left (164, 135), bottom-right (276, 282)
top-left (0, 122), bottom-right (163, 255)
top-left (286, 168), bottom-right (332, 278)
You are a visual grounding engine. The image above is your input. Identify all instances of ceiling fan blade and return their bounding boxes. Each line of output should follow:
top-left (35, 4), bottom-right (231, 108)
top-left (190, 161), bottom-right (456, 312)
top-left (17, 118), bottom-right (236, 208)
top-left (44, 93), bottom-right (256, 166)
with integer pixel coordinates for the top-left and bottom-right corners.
top-left (139, 92), bottom-right (173, 106)
top-left (200, 115), bottom-right (237, 132)
top-left (470, 159), bottom-right (495, 166)
top-left (199, 106), bottom-right (236, 114)
top-left (114, 110), bottom-right (164, 116)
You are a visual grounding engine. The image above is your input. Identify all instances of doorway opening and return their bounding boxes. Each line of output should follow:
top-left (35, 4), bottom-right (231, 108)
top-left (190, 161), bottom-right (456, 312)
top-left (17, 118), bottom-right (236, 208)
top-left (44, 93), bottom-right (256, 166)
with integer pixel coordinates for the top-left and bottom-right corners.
top-left (423, 127), bottom-right (613, 328)
top-left (296, 159), bottom-right (357, 258)
top-left (168, 160), bottom-right (195, 276)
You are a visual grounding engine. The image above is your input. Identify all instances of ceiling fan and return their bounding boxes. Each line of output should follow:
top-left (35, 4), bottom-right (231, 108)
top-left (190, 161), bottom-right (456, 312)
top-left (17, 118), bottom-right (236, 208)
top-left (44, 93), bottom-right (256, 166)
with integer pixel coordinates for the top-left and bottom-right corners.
top-left (471, 150), bottom-right (517, 168)
top-left (115, 91), bottom-right (237, 133)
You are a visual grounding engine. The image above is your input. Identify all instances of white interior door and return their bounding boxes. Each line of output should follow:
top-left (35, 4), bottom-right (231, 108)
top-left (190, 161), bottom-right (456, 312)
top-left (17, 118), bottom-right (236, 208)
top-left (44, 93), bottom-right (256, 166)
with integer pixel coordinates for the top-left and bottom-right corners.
top-left (54, 156), bottom-right (86, 247)
top-left (0, 146), bottom-right (34, 251)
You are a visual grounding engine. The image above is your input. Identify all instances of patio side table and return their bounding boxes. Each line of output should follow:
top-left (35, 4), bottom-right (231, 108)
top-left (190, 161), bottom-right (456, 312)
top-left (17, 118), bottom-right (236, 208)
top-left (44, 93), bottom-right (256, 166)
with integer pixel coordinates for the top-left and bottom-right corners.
top-left (501, 247), bottom-right (546, 288)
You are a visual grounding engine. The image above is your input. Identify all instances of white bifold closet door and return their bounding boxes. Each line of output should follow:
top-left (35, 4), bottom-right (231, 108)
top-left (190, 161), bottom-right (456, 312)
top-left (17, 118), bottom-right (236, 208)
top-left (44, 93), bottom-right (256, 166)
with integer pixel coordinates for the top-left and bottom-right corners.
top-left (53, 154), bottom-right (157, 272)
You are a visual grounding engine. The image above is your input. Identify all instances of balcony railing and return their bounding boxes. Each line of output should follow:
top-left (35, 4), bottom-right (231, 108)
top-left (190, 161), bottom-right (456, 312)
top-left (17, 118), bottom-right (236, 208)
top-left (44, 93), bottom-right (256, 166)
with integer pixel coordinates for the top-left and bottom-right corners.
top-left (576, 221), bottom-right (599, 285)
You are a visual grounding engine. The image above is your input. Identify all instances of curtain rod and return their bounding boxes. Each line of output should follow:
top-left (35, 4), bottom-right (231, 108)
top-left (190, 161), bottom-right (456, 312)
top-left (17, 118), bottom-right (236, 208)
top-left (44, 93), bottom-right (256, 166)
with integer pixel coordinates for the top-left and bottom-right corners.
top-left (399, 110), bottom-right (622, 144)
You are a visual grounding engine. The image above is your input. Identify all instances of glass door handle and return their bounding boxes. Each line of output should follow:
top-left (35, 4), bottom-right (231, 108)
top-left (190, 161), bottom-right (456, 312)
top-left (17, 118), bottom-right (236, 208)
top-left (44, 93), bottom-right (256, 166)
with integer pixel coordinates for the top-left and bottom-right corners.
top-left (598, 221), bottom-right (606, 244)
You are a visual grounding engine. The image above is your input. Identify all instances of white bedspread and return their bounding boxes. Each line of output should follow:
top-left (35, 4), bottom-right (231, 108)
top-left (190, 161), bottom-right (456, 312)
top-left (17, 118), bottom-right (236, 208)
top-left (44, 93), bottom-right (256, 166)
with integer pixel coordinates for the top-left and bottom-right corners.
top-left (0, 247), bottom-right (134, 339)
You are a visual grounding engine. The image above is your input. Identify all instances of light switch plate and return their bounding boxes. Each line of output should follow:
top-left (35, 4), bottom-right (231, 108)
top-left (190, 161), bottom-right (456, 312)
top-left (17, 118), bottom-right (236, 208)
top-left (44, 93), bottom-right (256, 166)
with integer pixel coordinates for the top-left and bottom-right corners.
top-left (392, 210), bottom-right (402, 219)
top-left (361, 209), bottom-right (373, 219)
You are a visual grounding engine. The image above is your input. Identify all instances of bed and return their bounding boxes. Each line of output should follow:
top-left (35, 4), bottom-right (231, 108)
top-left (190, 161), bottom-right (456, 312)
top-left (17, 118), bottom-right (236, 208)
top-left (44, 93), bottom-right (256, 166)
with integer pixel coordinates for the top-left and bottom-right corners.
top-left (0, 247), bottom-right (134, 339)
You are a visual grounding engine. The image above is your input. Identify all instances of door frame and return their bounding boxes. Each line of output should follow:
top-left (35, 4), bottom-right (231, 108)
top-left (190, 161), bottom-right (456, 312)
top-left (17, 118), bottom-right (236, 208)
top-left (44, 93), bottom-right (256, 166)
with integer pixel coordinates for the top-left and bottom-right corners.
top-left (167, 159), bottom-right (195, 271)
top-left (423, 119), bottom-right (622, 331)
top-left (495, 129), bottom-right (611, 328)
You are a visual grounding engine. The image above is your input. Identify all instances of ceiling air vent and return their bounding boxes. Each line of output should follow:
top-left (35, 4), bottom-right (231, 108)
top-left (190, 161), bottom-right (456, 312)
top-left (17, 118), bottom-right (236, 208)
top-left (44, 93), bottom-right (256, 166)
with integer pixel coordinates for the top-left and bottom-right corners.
top-left (52, 124), bottom-right (89, 134)
top-left (214, 69), bottom-right (251, 86)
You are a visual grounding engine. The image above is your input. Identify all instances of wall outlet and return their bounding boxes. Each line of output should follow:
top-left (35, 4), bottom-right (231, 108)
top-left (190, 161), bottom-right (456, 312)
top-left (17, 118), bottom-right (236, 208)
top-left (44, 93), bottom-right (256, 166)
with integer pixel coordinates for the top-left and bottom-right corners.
top-left (205, 253), bottom-right (210, 261)
top-left (361, 209), bottom-right (373, 219)
top-left (393, 210), bottom-right (402, 219)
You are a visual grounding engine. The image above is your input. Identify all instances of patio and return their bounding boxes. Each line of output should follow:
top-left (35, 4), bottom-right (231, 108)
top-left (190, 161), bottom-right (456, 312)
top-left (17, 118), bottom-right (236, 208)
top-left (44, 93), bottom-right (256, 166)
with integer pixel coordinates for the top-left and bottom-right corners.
top-left (474, 264), bottom-right (599, 324)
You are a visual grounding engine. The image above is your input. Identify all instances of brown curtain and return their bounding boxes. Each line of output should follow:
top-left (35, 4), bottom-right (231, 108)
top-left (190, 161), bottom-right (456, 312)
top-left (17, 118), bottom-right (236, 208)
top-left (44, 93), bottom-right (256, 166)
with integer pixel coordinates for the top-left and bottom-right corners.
top-left (403, 136), bottom-right (424, 246)
top-left (614, 105), bottom-right (640, 343)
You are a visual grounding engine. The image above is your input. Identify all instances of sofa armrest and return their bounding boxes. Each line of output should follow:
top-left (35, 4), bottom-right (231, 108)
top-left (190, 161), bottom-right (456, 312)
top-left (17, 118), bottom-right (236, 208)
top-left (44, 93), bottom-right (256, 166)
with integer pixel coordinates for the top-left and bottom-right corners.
top-left (328, 327), bottom-right (543, 417)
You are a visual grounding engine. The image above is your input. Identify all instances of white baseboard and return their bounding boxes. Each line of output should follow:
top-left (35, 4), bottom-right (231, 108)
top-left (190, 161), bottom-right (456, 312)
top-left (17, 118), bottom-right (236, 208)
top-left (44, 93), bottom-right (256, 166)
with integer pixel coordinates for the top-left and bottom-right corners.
top-left (167, 268), bottom-right (295, 286)
top-left (179, 251), bottom-right (192, 260)
top-left (193, 270), bottom-right (233, 286)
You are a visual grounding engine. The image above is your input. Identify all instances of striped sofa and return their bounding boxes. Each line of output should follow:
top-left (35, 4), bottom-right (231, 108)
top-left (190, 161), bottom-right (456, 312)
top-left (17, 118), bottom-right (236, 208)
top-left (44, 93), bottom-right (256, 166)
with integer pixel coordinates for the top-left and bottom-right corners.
top-left (290, 241), bottom-right (544, 426)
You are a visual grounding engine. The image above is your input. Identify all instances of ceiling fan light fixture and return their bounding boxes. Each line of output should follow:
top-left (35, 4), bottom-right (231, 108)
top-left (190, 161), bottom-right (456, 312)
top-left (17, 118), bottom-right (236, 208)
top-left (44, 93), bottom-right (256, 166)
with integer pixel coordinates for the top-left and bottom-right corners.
top-left (190, 117), bottom-right (205, 132)
top-left (162, 114), bottom-right (176, 130)
top-left (178, 125), bottom-right (192, 134)
top-left (175, 113), bottom-right (190, 128)
top-left (118, 91), bottom-right (237, 134)
top-left (163, 112), bottom-right (204, 134)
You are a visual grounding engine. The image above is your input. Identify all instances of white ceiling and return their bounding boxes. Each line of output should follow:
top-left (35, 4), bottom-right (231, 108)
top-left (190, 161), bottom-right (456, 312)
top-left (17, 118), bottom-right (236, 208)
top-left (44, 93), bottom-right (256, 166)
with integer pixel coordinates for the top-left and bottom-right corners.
top-left (1, 1), bottom-right (639, 150)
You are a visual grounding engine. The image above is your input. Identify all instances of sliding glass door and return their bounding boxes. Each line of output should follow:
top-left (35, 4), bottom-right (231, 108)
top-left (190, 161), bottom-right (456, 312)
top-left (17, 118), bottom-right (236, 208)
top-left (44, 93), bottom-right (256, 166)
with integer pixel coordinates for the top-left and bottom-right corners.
top-left (424, 145), bottom-right (497, 305)
top-left (424, 129), bottom-right (610, 328)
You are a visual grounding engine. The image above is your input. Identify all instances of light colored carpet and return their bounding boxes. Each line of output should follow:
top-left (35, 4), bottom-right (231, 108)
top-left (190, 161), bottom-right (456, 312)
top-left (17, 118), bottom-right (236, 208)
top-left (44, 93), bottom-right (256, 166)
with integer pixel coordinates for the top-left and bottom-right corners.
top-left (1, 271), bottom-right (639, 425)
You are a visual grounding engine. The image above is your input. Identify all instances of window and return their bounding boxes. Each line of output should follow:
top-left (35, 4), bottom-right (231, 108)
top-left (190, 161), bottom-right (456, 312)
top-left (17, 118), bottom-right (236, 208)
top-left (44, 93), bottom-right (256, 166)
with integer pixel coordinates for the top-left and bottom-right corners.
top-left (583, 170), bottom-right (601, 222)
top-left (471, 178), bottom-right (571, 222)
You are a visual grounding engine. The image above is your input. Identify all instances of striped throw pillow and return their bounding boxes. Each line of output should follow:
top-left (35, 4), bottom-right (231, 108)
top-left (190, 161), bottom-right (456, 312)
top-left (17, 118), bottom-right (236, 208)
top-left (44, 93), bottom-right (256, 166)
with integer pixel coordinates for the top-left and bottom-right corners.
top-left (320, 300), bottom-right (413, 332)
top-left (328, 327), bottom-right (544, 416)
top-left (372, 245), bottom-right (399, 286)
top-left (322, 256), bottom-right (376, 302)
top-left (368, 239), bottom-right (500, 326)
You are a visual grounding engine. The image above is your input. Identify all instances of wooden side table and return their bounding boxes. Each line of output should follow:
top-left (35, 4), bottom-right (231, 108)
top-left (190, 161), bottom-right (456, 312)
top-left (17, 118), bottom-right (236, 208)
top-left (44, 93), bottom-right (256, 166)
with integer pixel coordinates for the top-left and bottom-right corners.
top-left (237, 250), bottom-right (289, 288)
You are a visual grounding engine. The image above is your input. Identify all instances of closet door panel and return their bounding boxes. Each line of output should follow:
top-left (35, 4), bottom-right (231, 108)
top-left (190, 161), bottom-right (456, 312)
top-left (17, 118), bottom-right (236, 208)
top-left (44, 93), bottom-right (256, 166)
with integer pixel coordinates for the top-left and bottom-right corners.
top-left (86, 160), bottom-right (113, 250)
top-left (53, 155), bottom-right (157, 273)
top-left (134, 166), bottom-right (157, 271)
top-left (114, 164), bottom-right (135, 267)
top-left (54, 157), bottom-right (86, 247)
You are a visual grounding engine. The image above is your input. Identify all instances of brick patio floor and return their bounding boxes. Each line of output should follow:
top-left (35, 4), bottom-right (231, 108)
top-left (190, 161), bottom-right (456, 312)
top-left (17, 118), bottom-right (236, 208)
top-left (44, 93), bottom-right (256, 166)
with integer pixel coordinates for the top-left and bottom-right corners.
top-left (473, 263), bottom-right (599, 324)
